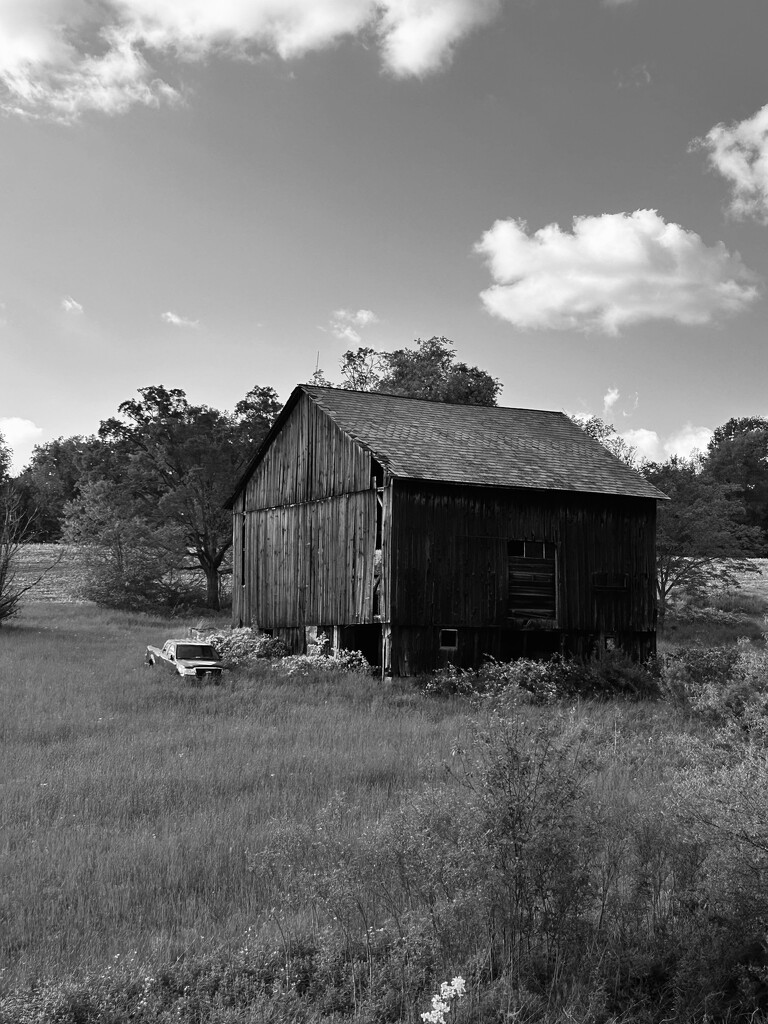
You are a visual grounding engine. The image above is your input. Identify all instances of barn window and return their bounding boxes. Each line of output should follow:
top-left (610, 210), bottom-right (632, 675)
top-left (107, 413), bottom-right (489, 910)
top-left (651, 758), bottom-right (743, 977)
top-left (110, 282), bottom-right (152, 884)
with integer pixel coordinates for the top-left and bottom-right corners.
top-left (439, 629), bottom-right (458, 650)
top-left (508, 540), bottom-right (557, 620)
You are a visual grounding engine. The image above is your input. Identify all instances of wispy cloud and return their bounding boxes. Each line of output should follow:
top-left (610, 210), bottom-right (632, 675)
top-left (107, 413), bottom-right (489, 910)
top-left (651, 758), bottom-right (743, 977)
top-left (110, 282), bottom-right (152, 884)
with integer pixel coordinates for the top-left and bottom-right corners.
top-left (693, 102), bottom-right (768, 223)
top-left (161, 310), bottom-right (200, 329)
top-left (474, 209), bottom-right (759, 334)
top-left (602, 387), bottom-right (620, 419)
top-left (61, 295), bottom-right (83, 314)
top-left (618, 63), bottom-right (651, 89)
top-left (327, 307), bottom-right (379, 345)
top-left (0, 0), bottom-right (503, 121)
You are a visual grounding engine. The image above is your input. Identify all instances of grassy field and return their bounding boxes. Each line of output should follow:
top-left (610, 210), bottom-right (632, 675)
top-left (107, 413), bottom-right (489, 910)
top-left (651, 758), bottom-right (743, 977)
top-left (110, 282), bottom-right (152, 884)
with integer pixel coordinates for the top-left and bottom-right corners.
top-left (0, 603), bottom-right (469, 989)
top-left (4, 593), bottom-right (768, 1022)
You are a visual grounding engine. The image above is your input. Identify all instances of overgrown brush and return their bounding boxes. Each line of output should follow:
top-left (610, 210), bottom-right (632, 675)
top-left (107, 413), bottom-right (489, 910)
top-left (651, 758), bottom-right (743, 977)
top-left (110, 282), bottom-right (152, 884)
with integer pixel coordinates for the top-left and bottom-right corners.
top-left (420, 649), bottom-right (660, 702)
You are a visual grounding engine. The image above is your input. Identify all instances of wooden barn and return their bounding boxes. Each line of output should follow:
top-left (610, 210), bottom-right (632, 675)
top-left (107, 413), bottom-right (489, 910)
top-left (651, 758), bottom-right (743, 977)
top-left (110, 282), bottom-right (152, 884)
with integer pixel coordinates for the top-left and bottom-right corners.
top-left (226, 385), bottom-right (667, 675)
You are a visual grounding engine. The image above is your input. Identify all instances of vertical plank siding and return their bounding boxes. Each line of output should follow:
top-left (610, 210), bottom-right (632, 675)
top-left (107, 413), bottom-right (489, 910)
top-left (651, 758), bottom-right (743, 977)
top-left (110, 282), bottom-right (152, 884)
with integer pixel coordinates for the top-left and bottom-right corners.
top-left (388, 481), bottom-right (656, 672)
top-left (245, 491), bottom-right (376, 628)
top-left (244, 392), bottom-right (371, 509)
top-left (233, 393), bottom-right (378, 636)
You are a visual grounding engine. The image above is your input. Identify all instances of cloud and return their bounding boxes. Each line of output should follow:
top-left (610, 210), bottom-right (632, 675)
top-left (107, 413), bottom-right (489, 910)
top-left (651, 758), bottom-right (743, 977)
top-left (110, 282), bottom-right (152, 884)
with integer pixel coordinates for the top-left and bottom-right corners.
top-left (620, 427), bottom-right (661, 462)
top-left (328, 307), bottom-right (379, 345)
top-left (693, 103), bottom-right (768, 223)
top-left (474, 209), bottom-right (760, 334)
top-left (620, 423), bottom-right (713, 463)
top-left (602, 387), bottom-right (620, 418)
top-left (161, 310), bottom-right (200, 328)
top-left (61, 295), bottom-right (83, 314)
top-left (662, 423), bottom-right (713, 459)
top-left (378, 0), bottom-right (501, 78)
top-left (0, 416), bottom-right (44, 473)
top-left (617, 63), bottom-right (651, 89)
top-left (0, 0), bottom-right (503, 121)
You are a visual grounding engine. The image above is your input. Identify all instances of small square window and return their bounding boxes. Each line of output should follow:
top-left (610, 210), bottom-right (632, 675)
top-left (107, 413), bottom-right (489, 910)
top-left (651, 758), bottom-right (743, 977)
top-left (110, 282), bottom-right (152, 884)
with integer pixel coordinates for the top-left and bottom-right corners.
top-left (439, 629), bottom-right (458, 650)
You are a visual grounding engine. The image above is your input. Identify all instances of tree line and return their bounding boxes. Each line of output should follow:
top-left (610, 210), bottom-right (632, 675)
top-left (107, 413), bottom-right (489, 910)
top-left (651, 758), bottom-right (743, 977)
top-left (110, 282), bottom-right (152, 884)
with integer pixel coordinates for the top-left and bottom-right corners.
top-left (1, 336), bottom-right (767, 624)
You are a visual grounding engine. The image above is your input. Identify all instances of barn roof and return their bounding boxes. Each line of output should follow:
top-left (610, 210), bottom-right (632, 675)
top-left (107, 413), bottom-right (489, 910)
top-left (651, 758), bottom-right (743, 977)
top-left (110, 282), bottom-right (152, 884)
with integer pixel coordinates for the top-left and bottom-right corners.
top-left (228, 385), bottom-right (667, 504)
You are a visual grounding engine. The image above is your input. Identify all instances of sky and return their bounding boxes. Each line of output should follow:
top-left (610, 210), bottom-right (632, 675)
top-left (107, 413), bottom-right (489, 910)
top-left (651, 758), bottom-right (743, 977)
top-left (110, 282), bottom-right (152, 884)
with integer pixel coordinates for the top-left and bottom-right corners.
top-left (1, 0), bottom-right (767, 472)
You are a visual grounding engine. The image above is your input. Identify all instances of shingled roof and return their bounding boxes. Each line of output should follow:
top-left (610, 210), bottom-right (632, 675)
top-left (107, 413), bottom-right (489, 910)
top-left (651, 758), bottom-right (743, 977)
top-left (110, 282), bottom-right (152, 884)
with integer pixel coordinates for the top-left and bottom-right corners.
top-left (230, 385), bottom-right (666, 503)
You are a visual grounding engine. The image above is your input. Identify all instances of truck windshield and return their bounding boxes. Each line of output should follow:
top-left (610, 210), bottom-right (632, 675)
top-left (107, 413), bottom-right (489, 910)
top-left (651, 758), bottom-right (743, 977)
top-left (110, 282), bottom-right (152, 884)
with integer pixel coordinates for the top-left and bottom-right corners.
top-left (175, 645), bottom-right (218, 661)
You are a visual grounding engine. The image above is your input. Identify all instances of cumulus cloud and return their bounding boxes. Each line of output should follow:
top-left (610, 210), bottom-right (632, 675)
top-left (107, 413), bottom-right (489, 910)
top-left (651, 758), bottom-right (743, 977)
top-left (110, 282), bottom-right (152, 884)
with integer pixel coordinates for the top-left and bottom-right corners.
top-left (161, 310), bottom-right (200, 328)
top-left (663, 423), bottom-right (713, 459)
top-left (0, 416), bottom-right (44, 472)
top-left (327, 307), bottom-right (379, 344)
top-left (620, 427), bottom-right (661, 462)
top-left (620, 423), bottom-right (713, 463)
top-left (0, 0), bottom-right (502, 121)
top-left (61, 295), bottom-right (83, 314)
top-left (474, 209), bottom-right (759, 334)
top-left (694, 103), bottom-right (768, 223)
top-left (378, 0), bottom-right (500, 78)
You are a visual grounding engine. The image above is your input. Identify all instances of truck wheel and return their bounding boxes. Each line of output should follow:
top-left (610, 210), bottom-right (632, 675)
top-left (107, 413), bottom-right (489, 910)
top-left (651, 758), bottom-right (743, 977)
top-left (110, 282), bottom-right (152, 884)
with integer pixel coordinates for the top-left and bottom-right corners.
top-left (145, 654), bottom-right (156, 667)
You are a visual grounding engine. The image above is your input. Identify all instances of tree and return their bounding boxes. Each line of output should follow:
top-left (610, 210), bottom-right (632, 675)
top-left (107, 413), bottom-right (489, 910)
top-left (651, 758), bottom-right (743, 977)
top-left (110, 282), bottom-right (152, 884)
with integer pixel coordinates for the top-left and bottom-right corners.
top-left (0, 429), bottom-right (10, 483)
top-left (703, 416), bottom-right (768, 550)
top-left (233, 385), bottom-right (282, 453)
top-left (338, 347), bottom-right (387, 392)
top-left (335, 337), bottom-right (501, 405)
top-left (326, 337), bottom-right (502, 406)
top-left (91, 384), bottom-right (279, 610)
top-left (642, 456), bottom-right (762, 629)
top-left (64, 479), bottom-right (189, 610)
top-left (376, 336), bottom-right (501, 406)
top-left (0, 484), bottom-right (61, 625)
top-left (572, 416), bottom-right (638, 468)
top-left (13, 435), bottom-right (114, 541)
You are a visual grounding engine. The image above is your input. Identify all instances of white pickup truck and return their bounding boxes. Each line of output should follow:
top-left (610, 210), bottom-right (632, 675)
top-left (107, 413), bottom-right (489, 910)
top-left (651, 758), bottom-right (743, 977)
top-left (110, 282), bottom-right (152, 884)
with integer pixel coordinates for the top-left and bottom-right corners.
top-left (145, 639), bottom-right (225, 683)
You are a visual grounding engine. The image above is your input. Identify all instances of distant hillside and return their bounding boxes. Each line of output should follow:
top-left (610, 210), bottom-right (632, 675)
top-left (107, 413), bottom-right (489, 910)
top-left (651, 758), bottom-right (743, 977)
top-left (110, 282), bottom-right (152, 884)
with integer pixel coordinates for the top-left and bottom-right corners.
top-left (12, 544), bottom-right (88, 602)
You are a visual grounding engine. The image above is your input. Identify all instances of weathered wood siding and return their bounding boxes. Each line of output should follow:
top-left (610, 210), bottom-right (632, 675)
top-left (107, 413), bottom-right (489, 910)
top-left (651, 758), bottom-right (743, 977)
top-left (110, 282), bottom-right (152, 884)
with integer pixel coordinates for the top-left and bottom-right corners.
top-left (244, 392), bottom-right (372, 509)
top-left (388, 481), bottom-right (656, 671)
top-left (232, 393), bottom-right (378, 631)
top-left (243, 492), bottom-right (376, 627)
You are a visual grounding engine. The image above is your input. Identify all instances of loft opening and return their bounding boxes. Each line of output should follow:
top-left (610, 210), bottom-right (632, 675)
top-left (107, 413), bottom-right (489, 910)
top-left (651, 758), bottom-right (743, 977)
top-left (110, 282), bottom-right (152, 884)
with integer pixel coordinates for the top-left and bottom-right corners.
top-left (508, 540), bottom-right (557, 620)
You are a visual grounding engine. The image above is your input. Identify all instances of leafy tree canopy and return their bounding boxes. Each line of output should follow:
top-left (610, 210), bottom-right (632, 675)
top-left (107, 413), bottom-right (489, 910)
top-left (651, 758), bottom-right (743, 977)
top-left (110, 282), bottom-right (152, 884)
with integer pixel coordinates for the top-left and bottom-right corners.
top-left (571, 416), bottom-right (638, 468)
top-left (94, 384), bottom-right (280, 610)
top-left (335, 337), bottom-right (501, 406)
top-left (642, 455), bottom-right (762, 626)
top-left (0, 430), bottom-right (10, 483)
top-left (13, 435), bottom-right (114, 541)
top-left (703, 416), bottom-right (768, 545)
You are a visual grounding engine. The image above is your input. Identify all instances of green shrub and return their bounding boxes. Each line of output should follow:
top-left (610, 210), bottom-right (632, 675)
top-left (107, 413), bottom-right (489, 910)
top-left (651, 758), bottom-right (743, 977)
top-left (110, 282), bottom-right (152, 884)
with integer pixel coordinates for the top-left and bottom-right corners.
top-left (202, 627), bottom-right (290, 665)
top-left (422, 651), bottom-right (659, 703)
top-left (661, 638), bottom-right (768, 727)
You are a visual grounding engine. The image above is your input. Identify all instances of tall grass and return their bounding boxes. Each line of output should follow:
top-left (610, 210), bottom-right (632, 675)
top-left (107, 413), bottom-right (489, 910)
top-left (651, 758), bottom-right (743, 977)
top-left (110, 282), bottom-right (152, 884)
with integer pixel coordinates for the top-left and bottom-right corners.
top-left (0, 604), bottom-right (469, 987)
top-left (6, 604), bottom-right (768, 1022)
